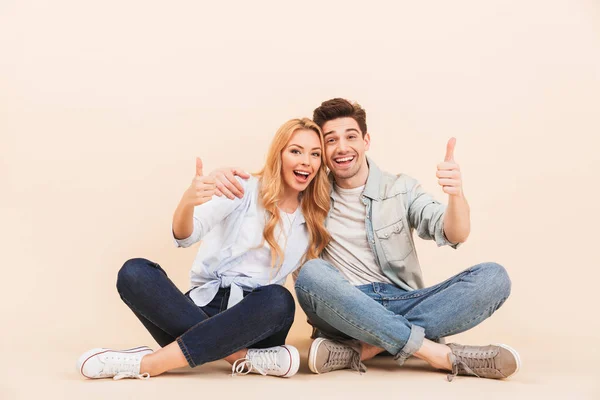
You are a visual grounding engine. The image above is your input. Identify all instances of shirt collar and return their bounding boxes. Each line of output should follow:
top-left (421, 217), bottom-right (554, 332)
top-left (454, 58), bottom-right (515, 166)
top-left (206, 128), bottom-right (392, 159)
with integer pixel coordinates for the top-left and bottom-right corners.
top-left (328, 156), bottom-right (382, 201)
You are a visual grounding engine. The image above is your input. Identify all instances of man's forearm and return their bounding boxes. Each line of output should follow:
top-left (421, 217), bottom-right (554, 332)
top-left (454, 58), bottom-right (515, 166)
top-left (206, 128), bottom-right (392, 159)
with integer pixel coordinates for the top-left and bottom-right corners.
top-left (443, 194), bottom-right (471, 244)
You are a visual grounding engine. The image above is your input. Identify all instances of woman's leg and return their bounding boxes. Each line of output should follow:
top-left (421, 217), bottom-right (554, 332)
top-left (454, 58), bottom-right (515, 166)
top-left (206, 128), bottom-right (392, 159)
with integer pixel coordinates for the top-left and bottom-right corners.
top-left (140, 284), bottom-right (296, 376)
top-left (116, 258), bottom-right (211, 346)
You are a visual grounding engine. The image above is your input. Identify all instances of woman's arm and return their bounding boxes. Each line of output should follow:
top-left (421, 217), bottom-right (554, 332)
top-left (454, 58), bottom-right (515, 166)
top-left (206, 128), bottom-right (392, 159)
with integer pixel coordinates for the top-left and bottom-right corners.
top-left (173, 157), bottom-right (217, 239)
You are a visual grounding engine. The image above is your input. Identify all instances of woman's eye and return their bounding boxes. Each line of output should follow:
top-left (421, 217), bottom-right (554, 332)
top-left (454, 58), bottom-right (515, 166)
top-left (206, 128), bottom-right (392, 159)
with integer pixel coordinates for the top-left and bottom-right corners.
top-left (291, 149), bottom-right (300, 154)
top-left (312, 152), bottom-right (321, 157)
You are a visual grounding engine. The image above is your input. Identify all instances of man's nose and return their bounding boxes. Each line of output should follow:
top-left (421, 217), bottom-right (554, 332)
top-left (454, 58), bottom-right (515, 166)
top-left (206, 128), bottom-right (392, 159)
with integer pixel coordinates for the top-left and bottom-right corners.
top-left (337, 139), bottom-right (349, 153)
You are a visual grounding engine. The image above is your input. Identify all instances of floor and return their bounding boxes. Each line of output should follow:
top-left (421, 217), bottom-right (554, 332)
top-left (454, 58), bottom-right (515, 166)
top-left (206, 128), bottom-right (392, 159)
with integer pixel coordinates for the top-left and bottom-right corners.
top-left (4, 332), bottom-right (598, 400)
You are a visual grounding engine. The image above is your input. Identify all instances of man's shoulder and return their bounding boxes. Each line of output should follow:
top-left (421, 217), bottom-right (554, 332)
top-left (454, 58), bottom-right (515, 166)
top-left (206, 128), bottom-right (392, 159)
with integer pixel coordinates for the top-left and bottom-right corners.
top-left (379, 169), bottom-right (419, 196)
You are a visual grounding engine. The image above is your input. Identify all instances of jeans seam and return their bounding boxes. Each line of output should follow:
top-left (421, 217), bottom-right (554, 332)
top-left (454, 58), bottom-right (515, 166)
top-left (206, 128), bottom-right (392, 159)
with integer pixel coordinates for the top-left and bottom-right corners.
top-left (184, 315), bottom-right (294, 367)
top-left (384, 269), bottom-right (473, 301)
top-left (177, 337), bottom-right (195, 367)
top-left (119, 294), bottom-right (178, 340)
top-left (295, 285), bottom-right (400, 350)
top-left (401, 270), bottom-right (473, 319)
top-left (437, 297), bottom-right (508, 338)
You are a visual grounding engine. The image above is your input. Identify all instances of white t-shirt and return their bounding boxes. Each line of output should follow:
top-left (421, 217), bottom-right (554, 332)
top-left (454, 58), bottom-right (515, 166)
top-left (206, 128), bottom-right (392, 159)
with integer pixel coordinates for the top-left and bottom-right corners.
top-left (323, 184), bottom-right (393, 286)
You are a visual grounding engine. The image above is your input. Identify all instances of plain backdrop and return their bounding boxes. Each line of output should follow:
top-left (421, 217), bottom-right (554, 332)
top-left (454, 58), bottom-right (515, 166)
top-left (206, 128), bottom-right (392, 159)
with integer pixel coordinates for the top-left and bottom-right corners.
top-left (1, 0), bottom-right (599, 399)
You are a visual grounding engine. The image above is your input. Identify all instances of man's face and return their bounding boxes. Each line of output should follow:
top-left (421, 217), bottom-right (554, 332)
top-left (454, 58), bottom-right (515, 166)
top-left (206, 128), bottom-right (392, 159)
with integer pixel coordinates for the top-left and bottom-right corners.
top-left (322, 117), bottom-right (370, 186)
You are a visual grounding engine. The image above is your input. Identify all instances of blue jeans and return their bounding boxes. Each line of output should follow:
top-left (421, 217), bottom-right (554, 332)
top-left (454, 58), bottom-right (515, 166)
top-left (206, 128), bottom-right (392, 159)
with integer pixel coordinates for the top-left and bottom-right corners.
top-left (116, 258), bottom-right (295, 367)
top-left (294, 260), bottom-right (511, 365)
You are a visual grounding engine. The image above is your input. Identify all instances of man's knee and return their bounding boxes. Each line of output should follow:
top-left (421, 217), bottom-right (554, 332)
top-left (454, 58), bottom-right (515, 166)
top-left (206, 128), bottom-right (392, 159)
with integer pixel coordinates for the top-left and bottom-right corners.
top-left (475, 262), bottom-right (512, 302)
top-left (295, 259), bottom-right (336, 291)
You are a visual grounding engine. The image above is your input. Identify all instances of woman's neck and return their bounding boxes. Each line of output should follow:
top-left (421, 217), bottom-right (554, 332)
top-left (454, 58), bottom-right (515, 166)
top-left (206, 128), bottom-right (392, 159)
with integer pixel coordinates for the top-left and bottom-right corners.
top-left (278, 188), bottom-right (300, 213)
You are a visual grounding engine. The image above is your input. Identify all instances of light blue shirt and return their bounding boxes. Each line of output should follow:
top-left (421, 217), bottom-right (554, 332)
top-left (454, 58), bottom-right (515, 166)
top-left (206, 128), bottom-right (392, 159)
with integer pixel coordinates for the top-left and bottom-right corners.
top-left (173, 176), bottom-right (309, 309)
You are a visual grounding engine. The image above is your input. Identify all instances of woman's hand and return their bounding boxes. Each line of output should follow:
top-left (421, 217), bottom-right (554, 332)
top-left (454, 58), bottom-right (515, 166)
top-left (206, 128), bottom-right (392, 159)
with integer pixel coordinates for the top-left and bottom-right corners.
top-left (182, 157), bottom-right (217, 206)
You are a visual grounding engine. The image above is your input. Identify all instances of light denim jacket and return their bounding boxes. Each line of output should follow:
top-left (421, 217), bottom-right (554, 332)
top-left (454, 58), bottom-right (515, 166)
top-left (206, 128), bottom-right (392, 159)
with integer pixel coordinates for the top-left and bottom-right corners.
top-left (174, 176), bottom-right (309, 309)
top-left (327, 157), bottom-right (459, 291)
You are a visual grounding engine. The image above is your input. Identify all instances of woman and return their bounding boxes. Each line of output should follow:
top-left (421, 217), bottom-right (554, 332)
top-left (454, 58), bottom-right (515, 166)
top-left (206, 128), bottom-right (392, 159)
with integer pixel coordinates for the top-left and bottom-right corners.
top-left (77, 118), bottom-right (331, 380)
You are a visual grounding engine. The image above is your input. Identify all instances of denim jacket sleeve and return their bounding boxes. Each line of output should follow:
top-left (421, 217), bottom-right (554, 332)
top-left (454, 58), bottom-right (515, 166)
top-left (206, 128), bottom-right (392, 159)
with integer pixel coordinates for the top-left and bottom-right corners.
top-left (173, 176), bottom-right (249, 248)
top-left (405, 177), bottom-right (460, 249)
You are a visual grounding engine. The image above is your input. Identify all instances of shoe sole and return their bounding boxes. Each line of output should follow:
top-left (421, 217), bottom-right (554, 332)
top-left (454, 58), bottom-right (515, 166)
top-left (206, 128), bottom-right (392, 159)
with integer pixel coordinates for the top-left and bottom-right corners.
top-left (280, 345), bottom-right (300, 378)
top-left (77, 346), bottom-right (153, 379)
top-left (307, 337), bottom-right (327, 374)
top-left (493, 343), bottom-right (522, 377)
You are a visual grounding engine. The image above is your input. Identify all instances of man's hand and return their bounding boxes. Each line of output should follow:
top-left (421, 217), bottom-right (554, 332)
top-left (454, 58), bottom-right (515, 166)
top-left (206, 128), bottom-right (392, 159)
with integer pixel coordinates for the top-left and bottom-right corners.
top-left (182, 158), bottom-right (217, 206)
top-left (209, 167), bottom-right (250, 199)
top-left (436, 138), bottom-right (463, 197)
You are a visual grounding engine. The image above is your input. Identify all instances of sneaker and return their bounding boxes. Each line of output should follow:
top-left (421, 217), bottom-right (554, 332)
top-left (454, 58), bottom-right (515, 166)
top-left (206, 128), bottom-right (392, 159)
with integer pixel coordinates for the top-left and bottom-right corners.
top-left (231, 345), bottom-right (300, 378)
top-left (77, 346), bottom-right (154, 380)
top-left (447, 343), bottom-right (521, 381)
top-left (308, 337), bottom-right (366, 374)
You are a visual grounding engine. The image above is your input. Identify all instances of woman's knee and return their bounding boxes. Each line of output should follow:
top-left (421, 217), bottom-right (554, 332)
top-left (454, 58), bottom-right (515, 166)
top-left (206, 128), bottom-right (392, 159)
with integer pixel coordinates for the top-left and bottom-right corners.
top-left (116, 258), bottom-right (158, 293)
top-left (257, 285), bottom-right (295, 323)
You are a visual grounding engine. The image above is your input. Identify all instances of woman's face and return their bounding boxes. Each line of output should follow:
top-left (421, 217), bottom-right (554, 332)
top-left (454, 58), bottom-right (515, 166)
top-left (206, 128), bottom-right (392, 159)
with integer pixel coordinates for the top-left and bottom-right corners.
top-left (281, 129), bottom-right (323, 194)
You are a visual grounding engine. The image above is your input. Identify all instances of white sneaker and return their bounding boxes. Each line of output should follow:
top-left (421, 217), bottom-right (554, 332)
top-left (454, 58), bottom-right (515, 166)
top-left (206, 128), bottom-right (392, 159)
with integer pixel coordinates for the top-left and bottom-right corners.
top-left (231, 345), bottom-right (300, 378)
top-left (77, 346), bottom-right (154, 380)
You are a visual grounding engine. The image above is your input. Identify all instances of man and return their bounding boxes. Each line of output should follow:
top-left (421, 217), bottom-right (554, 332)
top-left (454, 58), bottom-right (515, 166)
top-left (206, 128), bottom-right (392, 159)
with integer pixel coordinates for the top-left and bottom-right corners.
top-left (212, 98), bottom-right (520, 381)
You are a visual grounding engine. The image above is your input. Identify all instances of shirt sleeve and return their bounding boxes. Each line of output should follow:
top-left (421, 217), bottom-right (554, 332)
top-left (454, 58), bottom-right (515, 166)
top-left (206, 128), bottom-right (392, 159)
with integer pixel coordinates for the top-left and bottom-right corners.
top-left (172, 176), bottom-right (249, 248)
top-left (405, 177), bottom-right (461, 249)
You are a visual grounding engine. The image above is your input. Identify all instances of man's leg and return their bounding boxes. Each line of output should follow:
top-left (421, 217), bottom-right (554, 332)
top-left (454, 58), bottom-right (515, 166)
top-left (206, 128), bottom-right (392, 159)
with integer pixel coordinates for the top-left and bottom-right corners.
top-left (295, 259), bottom-right (519, 379)
top-left (294, 259), bottom-right (426, 366)
top-left (378, 262), bottom-right (511, 340)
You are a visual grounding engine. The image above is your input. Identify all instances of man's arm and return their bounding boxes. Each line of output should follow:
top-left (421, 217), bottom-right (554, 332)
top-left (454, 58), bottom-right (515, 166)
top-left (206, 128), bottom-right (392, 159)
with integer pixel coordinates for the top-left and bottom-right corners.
top-left (210, 167), bottom-right (251, 199)
top-left (437, 138), bottom-right (470, 244)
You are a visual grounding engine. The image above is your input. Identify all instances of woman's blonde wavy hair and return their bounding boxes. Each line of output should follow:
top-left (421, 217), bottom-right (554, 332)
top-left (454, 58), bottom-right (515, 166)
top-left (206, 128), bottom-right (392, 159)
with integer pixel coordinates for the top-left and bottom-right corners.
top-left (255, 118), bottom-right (331, 270)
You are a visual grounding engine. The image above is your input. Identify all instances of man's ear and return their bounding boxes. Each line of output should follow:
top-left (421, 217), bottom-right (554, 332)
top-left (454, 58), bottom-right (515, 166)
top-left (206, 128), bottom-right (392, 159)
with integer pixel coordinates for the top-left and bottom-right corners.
top-left (364, 132), bottom-right (371, 151)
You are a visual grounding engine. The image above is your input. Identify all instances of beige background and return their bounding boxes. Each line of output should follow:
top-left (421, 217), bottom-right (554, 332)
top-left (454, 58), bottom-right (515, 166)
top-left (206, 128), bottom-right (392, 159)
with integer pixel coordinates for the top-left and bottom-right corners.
top-left (2, 0), bottom-right (599, 399)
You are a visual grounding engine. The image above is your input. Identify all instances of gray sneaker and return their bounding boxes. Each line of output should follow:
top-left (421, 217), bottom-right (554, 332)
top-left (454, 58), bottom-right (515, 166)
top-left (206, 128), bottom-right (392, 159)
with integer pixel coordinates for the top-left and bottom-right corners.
top-left (307, 337), bottom-right (367, 374)
top-left (447, 343), bottom-right (521, 381)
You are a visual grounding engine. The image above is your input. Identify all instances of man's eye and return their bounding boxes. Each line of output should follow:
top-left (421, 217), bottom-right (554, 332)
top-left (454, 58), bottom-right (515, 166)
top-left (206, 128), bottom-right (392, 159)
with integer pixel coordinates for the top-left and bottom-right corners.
top-left (348, 135), bottom-right (356, 140)
top-left (327, 139), bottom-right (336, 143)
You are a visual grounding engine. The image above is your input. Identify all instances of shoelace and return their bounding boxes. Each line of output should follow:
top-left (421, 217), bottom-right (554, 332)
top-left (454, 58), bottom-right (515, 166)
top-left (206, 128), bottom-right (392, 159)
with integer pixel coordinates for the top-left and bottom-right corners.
top-left (231, 349), bottom-right (279, 377)
top-left (102, 354), bottom-right (150, 381)
top-left (114, 372), bottom-right (150, 381)
top-left (324, 345), bottom-right (367, 374)
top-left (447, 350), bottom-right (495, 382)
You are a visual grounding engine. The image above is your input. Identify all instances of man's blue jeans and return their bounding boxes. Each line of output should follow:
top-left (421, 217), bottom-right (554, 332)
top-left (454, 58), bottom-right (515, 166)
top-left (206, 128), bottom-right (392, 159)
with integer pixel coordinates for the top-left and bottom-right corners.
top-left (294, 260), bottom-right (511, 365)
top-left (116, 258), bottom-right (295, 367)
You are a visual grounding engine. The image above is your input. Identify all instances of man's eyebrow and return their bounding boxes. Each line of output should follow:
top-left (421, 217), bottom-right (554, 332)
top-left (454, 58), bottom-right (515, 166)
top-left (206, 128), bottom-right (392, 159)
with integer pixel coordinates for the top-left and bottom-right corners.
top-left (288, 144), bottom-right (322, 150)
top-left (324, 128), bottom-right (360, 137)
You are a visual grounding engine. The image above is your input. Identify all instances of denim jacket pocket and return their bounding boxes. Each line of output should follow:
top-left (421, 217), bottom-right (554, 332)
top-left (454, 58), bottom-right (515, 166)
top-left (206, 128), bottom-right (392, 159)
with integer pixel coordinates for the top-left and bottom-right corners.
top-left (375, 220), bottom-right (413, 261)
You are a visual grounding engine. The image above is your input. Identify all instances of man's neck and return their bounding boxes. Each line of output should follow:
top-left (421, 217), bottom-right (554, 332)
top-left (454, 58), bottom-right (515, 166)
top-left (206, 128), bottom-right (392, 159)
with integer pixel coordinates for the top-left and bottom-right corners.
top-left (334, 166), bottom-right (369, 190)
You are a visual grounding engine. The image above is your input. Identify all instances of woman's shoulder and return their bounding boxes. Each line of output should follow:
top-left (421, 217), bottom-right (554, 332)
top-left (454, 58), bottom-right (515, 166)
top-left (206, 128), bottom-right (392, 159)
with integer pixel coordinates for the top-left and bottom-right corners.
top-left (242, 175), bottom-right (259, 192)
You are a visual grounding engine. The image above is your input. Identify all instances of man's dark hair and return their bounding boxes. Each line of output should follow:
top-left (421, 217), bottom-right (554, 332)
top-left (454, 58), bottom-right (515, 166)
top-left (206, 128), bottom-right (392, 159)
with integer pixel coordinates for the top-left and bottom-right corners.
top-left (312, 98), bottom-right (367, 137)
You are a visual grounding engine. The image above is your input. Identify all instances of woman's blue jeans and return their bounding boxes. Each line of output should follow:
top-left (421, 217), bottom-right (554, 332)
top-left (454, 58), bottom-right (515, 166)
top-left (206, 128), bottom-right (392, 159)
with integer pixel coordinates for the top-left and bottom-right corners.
top-left (116, 258), bottom-right (295, 367)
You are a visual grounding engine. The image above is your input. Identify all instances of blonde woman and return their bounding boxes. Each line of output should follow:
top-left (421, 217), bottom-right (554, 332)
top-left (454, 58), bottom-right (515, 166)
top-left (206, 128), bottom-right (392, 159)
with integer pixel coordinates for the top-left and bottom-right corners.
top-left (77, 118), bottom-right (331, 380)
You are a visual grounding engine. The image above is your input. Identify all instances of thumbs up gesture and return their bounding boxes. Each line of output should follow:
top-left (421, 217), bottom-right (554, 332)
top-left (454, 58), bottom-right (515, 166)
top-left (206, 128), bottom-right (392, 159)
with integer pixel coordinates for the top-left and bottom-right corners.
top-left (183, 157), bottom-right (217, 206)
top-left (436, 138), bottom-right (463, 197)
